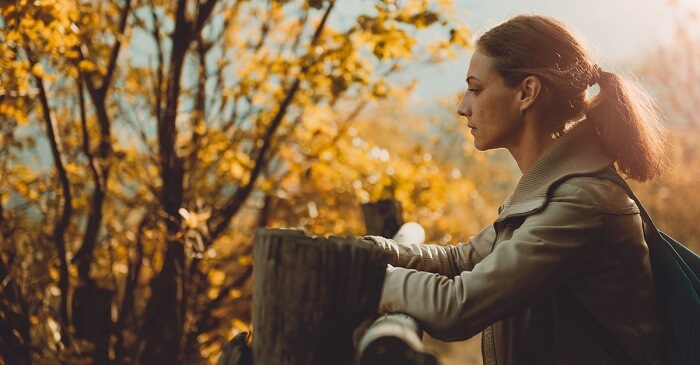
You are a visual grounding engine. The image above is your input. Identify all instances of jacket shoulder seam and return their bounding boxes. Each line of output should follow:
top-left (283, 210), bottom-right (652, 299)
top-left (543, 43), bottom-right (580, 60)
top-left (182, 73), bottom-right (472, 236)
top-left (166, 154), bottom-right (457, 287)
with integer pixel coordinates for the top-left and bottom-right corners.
top-left (555, 181), bottom-right (604, 211)
top-left (557, 177), bottom-right (639, 214)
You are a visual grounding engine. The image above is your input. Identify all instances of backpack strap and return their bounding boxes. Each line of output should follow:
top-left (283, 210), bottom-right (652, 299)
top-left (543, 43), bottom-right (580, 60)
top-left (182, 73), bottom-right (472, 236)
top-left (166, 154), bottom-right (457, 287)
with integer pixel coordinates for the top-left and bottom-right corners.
top-left (559, 168), bottom-right (646, 365)
top-left (593, 169), bottom-right (662, 239)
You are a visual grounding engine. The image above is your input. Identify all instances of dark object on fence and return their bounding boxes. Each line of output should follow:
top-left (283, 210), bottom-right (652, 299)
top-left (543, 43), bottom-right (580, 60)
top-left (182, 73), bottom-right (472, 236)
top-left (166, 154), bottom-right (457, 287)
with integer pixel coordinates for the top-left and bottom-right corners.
top-left (252, 228), bottom-right (391, 365)
top-left (357, 314), bottom-right (438, 365)
top-left (362, 199), bottom-right (404, 238)
top-left (358, 199), bottom-right (440, 364)
top-left (72, 285), bottom-right (113, 364)
top-left (217, 332), bottom-right (252, 365)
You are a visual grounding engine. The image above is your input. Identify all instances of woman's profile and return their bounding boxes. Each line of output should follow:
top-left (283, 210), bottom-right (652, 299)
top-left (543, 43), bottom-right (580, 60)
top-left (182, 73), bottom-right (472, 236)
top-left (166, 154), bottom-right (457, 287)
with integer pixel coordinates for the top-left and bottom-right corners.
top-left (365, 14), bottom-right (668, 364)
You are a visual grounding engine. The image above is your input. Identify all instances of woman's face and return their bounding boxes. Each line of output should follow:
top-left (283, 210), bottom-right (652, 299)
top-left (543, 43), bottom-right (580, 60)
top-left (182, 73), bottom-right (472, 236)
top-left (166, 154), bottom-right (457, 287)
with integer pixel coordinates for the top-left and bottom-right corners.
top-left (456, 48), bottom-right (523, 151)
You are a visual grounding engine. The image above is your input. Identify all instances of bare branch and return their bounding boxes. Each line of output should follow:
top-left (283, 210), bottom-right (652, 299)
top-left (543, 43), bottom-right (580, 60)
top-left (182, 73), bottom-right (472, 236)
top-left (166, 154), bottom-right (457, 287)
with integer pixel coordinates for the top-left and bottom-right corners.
top-left (195, 0), bottom-right (219, 34)
top-left (78, 80), bottom-right (103, 190)
top-left (25, 46), bottom-right (73, 347)
top-left (100, 0), bottom-right (134, 95)
top-left (149, 2), bottom-right (165, 123)
top-left (209, 0), bottom-right (337, 240)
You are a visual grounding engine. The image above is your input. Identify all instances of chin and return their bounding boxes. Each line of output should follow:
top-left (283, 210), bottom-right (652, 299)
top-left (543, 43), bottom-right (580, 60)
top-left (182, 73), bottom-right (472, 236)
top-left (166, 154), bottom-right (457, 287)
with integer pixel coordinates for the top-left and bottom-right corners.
top-left (472, 140), bottom-right (489, 151)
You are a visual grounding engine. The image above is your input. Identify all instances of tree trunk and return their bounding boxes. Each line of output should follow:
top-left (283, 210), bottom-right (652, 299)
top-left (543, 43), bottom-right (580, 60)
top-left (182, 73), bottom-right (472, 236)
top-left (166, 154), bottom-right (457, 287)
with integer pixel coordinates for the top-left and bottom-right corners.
top-left (252, 228), bottom-right (390, 365)
top-left (0, 259), bottom-right (31, 365)
top-left (72, 285), bottom-right (113, 364)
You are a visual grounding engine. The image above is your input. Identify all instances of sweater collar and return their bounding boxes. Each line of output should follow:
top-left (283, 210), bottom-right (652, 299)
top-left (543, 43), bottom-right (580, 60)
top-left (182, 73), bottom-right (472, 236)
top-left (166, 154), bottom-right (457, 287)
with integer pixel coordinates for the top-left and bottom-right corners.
top-left (496, 121), bottom-right (614, 222)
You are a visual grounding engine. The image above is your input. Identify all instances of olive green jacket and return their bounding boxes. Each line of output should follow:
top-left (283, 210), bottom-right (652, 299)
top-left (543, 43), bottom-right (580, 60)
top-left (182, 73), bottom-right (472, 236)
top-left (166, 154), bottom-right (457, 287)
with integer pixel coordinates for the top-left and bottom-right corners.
top-left (370, 122), bottom-right (663, 364)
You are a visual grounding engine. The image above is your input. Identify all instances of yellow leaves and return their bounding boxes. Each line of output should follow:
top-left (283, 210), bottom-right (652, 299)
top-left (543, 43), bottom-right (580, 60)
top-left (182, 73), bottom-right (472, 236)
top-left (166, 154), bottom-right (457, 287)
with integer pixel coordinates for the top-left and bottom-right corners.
top-left (8, 0), bottom-right (80, 51)
top-left (27, 189), bottom-right (40, 201)
top-left (229, 288), bottom-right (243, 299)
top-left (30, 62), bottom-right (46, 78)
top-left (300, 104), bottom-right (337, 137)
top-left (46, 317), bottom-right (62, 343)
top-left (49, 266), bottom-right (60, 281)
top-left (372, 77), bottom-right (389, 98)
top-left (207, 287), bottom-right (219, 300)
top-left (29, 316), bottom-right (40, 325)
top-left (229, 163), bottom-right (246, 180)
top-left (112, 263), bottom-right (129, 274)
top-left (427, 39), bottom-right (458, 61)
top-left (63, 49), bottom-right (80, 59)
top-left (194, 122), bottom-right (207, 135)
top-left (450, 25), bottom-right (472, 48)
top-left (397, 10), bottom-right (440, 29)
top-left (199, 340), bottom-right (222, 360)
top-left (78, 59), bottom-right (102, 74)
top-left (63, 162), bottom-right (82, 176)
top-left (178, 208), bottom-right (211, 230)
top-left (231, 318), bottom-right (250, 334)
top-left (0, 103), bottom-right (30, 125)
top-left (207, 269), bottom-right (226, 286)
top-left (370, 26), bottom-right (417, 61)
top-left (213, 148), bottom-right (255, 182)
top-left (78, 59), bottom-right (96, 72)
top-left (238, 255), bottom-right (253, 267)
top-left (0, 1), bottom-right (483, 360)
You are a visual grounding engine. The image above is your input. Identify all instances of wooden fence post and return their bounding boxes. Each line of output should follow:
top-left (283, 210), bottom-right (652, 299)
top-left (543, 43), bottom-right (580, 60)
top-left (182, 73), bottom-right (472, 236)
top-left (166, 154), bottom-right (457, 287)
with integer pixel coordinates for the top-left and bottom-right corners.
top-left (361, 199), bottom-right (404, 238)
top-left (252, 228), bottom-right (391, 365)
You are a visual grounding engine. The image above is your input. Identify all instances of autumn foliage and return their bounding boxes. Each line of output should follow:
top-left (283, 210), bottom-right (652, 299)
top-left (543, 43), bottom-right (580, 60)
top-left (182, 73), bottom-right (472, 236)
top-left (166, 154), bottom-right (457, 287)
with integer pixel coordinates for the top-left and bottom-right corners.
top-left (0, 0), bottom-right (486, 363)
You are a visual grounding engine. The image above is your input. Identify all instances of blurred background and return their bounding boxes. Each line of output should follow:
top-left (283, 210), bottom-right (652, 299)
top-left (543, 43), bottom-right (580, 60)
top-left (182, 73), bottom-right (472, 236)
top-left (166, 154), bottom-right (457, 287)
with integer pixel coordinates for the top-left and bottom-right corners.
top-left (1, 0), bottom-right (698, 364)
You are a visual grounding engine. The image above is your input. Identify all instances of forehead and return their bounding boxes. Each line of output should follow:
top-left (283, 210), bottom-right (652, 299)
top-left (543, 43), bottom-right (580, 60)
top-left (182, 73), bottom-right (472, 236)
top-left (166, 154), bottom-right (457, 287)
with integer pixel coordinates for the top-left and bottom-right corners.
top-left (467, 48), bottom-right (497, 82)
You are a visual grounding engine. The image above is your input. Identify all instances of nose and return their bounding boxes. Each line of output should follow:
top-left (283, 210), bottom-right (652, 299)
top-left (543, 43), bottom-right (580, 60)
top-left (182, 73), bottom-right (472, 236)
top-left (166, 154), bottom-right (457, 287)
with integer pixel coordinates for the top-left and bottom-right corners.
top-left (456, 92), bottom-right (471, 118)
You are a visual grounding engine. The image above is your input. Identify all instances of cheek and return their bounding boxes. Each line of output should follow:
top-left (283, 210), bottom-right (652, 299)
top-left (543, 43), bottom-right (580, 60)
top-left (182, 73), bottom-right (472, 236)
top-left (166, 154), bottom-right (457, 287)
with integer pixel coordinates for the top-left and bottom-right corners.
top-left (473, 98), bottom-right (498, 122)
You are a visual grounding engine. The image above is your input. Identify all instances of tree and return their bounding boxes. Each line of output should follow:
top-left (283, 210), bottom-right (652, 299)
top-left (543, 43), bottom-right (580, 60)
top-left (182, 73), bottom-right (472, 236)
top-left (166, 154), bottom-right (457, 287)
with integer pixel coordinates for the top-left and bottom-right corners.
top-left (0, 0), bottom-right (481, 363)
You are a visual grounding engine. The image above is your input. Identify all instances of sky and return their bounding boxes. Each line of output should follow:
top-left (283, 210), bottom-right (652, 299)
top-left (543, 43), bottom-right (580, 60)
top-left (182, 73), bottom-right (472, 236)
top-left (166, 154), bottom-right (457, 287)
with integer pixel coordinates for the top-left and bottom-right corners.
top-left (123, 0), bottom-right (700, 109)
top-left (399, 0), bottom-right (700, 107)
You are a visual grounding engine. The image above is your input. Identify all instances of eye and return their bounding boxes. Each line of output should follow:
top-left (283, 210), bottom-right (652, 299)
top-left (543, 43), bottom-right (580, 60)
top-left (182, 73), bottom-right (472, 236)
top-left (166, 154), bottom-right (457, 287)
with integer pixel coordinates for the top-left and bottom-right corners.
top-left (468, 88), bottom-right (481, 95)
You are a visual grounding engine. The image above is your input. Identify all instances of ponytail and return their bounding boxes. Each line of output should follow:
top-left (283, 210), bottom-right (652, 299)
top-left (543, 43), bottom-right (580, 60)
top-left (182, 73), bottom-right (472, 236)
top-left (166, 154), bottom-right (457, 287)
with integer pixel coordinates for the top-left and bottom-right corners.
top-left (587, 71), bottom-right (669, 181)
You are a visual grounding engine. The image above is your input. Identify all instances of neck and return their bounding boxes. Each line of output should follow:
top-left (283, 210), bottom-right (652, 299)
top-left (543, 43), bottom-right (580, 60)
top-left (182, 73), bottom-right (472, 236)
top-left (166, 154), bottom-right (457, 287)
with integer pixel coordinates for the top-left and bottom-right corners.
top-left (506, 117), bottom-right (559, 175)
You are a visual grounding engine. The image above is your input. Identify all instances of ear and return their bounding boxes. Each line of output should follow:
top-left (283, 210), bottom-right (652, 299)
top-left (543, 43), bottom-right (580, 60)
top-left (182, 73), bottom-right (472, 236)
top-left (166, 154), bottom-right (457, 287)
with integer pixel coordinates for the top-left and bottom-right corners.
top-left (517, 76), bottom-right (543, 112)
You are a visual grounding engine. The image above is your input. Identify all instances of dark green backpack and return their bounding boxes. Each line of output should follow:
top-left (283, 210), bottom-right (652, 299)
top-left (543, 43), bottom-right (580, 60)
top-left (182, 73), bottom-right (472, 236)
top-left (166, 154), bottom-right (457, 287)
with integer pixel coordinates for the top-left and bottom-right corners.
top-left (563, 170), bottom-right (700, 364)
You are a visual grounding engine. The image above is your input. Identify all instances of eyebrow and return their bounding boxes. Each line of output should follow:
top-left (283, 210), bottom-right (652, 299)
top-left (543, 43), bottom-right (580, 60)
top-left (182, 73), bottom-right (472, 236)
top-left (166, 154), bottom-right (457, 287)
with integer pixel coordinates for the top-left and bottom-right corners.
top-left (466, 76), bottom-right (481, 83)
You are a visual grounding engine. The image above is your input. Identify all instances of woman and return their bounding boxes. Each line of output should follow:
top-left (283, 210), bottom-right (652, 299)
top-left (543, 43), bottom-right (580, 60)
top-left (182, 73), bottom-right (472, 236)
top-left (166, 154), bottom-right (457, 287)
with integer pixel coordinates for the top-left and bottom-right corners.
top-left (364, 14), bottom-right (667, 364)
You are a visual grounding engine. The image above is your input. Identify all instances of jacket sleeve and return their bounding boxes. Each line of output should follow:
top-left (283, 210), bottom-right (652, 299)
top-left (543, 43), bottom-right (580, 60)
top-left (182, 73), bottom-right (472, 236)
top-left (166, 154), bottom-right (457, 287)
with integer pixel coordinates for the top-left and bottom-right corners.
top-left (378, 183), bottom-right (605, 341)
top-left (364, 223), bottom-right (495, 277)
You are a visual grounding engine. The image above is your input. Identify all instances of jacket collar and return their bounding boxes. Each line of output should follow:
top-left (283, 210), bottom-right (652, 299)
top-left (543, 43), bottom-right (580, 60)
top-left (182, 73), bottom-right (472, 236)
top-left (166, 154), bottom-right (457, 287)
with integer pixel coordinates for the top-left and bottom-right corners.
top-left (496, 121), bottom-right (614, 222)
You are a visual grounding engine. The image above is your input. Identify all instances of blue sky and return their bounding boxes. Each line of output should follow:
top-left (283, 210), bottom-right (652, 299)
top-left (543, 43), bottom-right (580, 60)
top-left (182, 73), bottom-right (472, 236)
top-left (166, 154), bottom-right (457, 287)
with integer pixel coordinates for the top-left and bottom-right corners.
top-left (400, 0), bottom-right (700, 106)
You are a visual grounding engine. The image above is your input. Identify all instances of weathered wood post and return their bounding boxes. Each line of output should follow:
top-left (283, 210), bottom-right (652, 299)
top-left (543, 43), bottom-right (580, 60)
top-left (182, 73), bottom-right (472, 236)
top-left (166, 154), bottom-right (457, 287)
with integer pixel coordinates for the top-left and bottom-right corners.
top-left (361, 199), bottom-right (404, 238)
top-left (252, 228), bottom-right (391, 365)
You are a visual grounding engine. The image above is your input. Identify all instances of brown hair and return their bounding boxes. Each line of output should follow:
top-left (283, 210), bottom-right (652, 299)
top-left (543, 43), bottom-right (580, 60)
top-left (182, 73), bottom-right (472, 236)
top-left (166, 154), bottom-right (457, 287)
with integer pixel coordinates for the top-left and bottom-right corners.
top-left (476, 14), bottom-right (668, 181)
